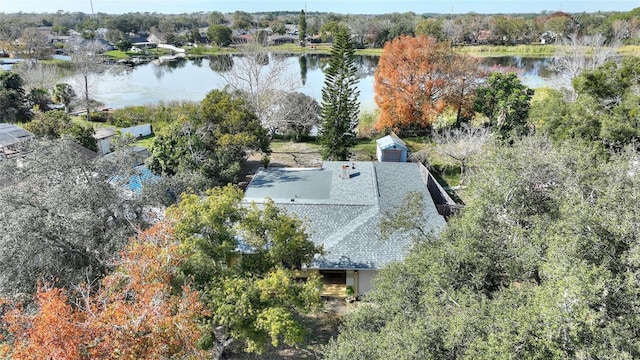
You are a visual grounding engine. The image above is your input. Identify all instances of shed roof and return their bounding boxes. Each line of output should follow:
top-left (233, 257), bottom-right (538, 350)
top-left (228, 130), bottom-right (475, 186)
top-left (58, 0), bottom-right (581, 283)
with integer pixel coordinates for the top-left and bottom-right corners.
top-left (93, 128), bottom-right (116, 140)
top-left (244, 161), bottom-right (445, 270)
top-left (376, 134), bottom-right (408, 151)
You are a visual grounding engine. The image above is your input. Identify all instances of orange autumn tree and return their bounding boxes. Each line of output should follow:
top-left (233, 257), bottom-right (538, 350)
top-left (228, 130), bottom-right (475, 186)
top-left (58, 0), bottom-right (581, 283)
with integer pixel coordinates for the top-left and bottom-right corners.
top-left (1, 222), bottom-right (210, 359)
top-left (374, 35), bottom-right (481, 134)
top-left (1, 287), bottom-right (90, 359)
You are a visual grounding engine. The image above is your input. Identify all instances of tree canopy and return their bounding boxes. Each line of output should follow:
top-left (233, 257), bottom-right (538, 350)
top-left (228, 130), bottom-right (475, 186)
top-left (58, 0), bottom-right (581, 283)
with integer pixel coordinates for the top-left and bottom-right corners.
top-left (0, 71), bottom-right (31, 123)
top-left (207, 24), bottom-right (232, 47)
top-left (1, 222), bottom-right (209, 359)
top-left (374, 35), bottom-right (481, 135)
top-left (1, 183), bottom-right (324, 359)
top-left (0, 139), bottom-right (148, 297)
top-left (325, 137), bottom-right (640, 359)
top-left (166, 185), bottom-right (323, 356)
top-left (533, 57), bottom-right (640, 149)
top-left (298, 10), bottom-right (307, 45)
top-left (146, 89), bottom-right (268, 190)
top-left (23, 110), bottom-right (97, 151)
top-left (67, 40), bottom-right (106, 122)
top-left (474, 72), bottom-right (534, 139)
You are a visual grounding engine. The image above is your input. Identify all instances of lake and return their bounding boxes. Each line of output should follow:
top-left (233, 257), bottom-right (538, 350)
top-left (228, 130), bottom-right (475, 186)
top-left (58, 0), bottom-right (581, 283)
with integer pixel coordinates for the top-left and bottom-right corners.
top-left (65, 54), bottom-right (557, 112)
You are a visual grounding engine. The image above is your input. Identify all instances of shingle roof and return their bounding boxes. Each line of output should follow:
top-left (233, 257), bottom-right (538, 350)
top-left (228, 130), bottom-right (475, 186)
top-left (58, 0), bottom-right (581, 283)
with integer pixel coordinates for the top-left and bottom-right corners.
top-left (244, 161), bottom-right (446, 270)
top-left (93, 128), bottom-right (116, 140)
top-left (376, 134), bottom-right (408, 151)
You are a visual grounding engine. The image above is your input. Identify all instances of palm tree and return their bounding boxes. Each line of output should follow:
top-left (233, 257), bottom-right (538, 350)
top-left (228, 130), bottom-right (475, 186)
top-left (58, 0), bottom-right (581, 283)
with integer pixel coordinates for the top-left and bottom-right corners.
top-left (52, 83), bottom-right (76, 113)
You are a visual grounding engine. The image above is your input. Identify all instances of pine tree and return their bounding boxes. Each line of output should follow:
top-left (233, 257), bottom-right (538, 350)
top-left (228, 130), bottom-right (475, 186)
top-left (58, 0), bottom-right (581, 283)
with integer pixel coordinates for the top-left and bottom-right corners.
top-left (319, 28), bottom-right (360, 161)
top-left (298, 10), bottom-right (307, 46)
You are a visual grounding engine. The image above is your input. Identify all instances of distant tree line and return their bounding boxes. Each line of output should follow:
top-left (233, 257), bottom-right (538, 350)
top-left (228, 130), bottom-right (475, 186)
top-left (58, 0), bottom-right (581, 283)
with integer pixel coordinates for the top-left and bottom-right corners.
top-left (3, 7), bottom-right (640, 52)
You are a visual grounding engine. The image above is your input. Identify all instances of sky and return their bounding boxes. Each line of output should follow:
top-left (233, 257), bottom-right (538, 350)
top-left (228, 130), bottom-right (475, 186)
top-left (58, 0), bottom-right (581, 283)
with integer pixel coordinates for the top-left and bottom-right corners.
top-left (1, 0), bottom-right (639, 15)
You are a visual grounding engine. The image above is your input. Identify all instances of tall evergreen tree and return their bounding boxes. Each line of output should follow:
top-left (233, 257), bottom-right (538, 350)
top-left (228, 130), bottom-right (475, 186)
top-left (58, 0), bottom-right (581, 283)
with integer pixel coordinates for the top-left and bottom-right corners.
top-left (298, 10), bottom-right (307, 46)
top-left (319, 28), bottom-right (360, 161)
top-left (0, 71), bottom-right (31, 123)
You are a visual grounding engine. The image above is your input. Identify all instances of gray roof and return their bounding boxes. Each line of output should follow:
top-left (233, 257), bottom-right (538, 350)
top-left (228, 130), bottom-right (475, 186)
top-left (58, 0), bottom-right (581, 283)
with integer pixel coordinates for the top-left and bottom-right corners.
top-left (244, 161), bottom-right (446, 270)
top-left (0, 123), bottom-right (34, 148)
top-left (376, 134), bottom-right (408, 151)
top-left (93, 128), bottom-right (116, 140)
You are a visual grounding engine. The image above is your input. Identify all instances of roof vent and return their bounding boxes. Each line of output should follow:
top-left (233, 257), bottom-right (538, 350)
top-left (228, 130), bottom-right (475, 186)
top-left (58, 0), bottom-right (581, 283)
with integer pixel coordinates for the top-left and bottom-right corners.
top-left (341, 164), bottom-right (350, 179)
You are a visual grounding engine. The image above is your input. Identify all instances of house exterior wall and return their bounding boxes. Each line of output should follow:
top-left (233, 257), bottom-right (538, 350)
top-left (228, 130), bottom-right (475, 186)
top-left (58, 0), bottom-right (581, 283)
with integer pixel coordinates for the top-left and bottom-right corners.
top-left (356, 269), bottom-right (377, 295)
top-left (376, 135), bottom-right (408, 162)
top-left (97, 138), bottom-right (111, 155)
top-left (382, 149), bottom-right (404, 162)
top-left (378, 148), bottom-right (407, 162)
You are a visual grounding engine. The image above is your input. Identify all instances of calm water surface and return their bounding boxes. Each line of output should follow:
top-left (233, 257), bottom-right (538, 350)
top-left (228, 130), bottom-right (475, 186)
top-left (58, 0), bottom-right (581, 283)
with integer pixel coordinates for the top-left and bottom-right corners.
top-left (67, 55), bottom-right (556, 111)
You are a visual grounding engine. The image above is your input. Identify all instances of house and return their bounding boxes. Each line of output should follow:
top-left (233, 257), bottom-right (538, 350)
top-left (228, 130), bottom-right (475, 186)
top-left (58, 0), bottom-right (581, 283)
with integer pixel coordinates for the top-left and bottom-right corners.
top-left (540, 31), bottom-right (556, 44)
top-left (94, 38), bottom-right (116, 51)
top-left (65, 37), bottom-right (115, 52)
top-left (94, 128), bottom-right (116, 155)
top-left (146, 33), bottom-right (165, 44)
top-left (244, 161), bottom-right (446, 296)
top-left (284, 24), bottom-right (298, 36)
top-left (268, 34), bottom-right (297, 45)
top-left (376, 134), bottom-right (408, 162)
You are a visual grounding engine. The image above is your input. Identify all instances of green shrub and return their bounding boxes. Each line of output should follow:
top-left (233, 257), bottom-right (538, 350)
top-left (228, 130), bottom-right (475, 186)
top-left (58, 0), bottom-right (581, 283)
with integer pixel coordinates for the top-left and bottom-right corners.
top-left (345, 285), bottom-right (355, 296)
top-left (357, 109), bottom-right (380, 138)
top-left (189, 46), bottom-right (206, 55)
top-left (89, 111), bottom-right (113, 123)
top-left (108, 102), bottom-right (200, 132)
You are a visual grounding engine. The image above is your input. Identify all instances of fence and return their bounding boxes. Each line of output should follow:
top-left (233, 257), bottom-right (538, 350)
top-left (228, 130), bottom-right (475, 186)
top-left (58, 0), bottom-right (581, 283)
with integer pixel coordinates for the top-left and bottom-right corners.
top-left (121, 124), bottom-right (152, 139)
top-left (417, 162), bottom-right (463, 219)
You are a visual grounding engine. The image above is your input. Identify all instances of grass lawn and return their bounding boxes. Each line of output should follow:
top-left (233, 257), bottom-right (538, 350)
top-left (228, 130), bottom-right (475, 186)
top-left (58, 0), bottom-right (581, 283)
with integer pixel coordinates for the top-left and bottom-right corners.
top-left (104, 43), bottom-right (640, 63)
top-left (269, 138), bottom-right (322, 153)
top-left (618, 45), bottom-right (640, 57)
top-left (71, 116), bottom-right (117, 129)
top-left (351, 138), bottom-right (378, 161)
top-left (456, 44), bottom-right (560, 57)
top-left (133, 135), bottom-right (155, 148)
top-left (104, 50), bottom-right (130, 59)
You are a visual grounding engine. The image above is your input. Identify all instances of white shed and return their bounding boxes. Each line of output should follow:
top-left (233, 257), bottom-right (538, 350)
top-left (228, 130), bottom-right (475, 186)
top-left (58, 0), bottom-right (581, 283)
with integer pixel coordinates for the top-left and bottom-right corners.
top-left (376, 134), bottom-right (408, 162)
top-left (93, 128), bottom-right (116, 155)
